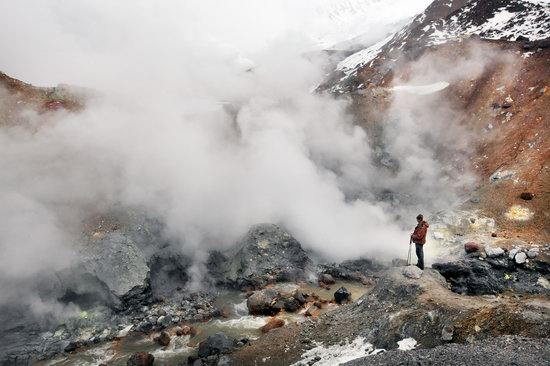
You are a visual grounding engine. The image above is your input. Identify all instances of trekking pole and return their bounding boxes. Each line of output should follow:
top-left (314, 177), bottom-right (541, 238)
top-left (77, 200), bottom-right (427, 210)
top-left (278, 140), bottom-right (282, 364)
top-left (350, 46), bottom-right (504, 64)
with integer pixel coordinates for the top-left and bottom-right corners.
top-left (407, 237), bottom-right (412, 265)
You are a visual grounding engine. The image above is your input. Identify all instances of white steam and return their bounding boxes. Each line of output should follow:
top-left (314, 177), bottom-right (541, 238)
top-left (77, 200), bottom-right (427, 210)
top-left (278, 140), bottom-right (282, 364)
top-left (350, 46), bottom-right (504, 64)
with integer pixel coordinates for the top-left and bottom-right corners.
top-left (0, 0), bottom-right (494, 309)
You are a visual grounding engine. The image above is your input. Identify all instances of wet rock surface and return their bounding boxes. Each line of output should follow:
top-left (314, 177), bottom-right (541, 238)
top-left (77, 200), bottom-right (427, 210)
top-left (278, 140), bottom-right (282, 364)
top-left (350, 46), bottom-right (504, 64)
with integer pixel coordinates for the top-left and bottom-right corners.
top-left (342, 336), bottom-right (550, 366)
top-left (208, 224), bottom-right (313, 289)
top-left (334, 287), bottom-right (351, 304)
top-left (127, 352), bottom-right (155, 366)
top-left (198, 332), bottom-right (236, 358)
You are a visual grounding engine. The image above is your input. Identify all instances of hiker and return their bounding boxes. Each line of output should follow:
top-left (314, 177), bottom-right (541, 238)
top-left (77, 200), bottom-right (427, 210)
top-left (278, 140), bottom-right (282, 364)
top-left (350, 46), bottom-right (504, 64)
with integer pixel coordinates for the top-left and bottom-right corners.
top-left (411, 214), bottom-right (429, 270)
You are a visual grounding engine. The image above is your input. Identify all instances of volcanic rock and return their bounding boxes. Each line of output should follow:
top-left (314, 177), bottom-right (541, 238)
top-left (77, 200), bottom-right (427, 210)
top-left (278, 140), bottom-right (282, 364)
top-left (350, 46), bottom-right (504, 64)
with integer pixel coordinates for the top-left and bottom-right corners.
top-left (464, 242), bottom-right (481, 253)
top-left (127, 352), bottom-right (155, 366)
top-left (319, 273), bottom-right (336, 285)
top-left (156, 331), bottom-right (171, 347)
top-left (208, 224), bottom-right (312, 289)
top-left (198, 332), bottom-right (236, 358)
top-left (334, 287), bottom-right (351, 304)
top-left (515, 252), bottom-right (527, 264)
top-left (433, 260), bottom-right (504, 295)
top-left (247, 288), bottom-right (280, 315)
top-left (484, 246), bottom-right (504, 258)
top-left (261, 318), bottom-right (285, 333)
top-left (79, 232), bottom-right (150, 305)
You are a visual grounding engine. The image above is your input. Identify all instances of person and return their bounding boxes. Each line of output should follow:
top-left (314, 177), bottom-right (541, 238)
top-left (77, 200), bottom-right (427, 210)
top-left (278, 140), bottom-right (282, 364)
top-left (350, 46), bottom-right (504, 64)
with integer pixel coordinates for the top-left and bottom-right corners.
top-left (411, 214), bottom-right (429, 270)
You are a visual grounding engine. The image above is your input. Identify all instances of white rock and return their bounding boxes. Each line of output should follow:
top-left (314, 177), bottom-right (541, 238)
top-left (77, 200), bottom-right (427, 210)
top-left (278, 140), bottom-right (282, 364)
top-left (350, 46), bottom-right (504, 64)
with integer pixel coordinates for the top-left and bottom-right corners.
top-left (433, 232), bottom-right (445, 240)
top-left (515, 252), bottom-right (527, 264)
top-left (441, 326), bottom-right (454, 341)
top-left (527, 248), bottom-right (539, 258)
top-left (509, 248), bottom-right (520, 260)
top-left (537, 277), bottom-right (550, 290)
top-left (485, 246), bottom-right (504, 258)
top-left (402, 266), bottom-right (423, 279)
top-left (117, 325), bottom-right (133, 338)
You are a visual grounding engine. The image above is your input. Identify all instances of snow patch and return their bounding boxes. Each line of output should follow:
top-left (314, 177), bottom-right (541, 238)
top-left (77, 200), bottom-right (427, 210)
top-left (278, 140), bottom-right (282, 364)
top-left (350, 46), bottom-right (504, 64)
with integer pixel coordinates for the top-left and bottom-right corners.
top-left (392, 81), bottom-right (450, 95)
top-left (337, 36), bottom-right (393, 75)
top-left (291, 336), bottom-right (384, 366)
top-left (397, 337), bottom-right (418, 350)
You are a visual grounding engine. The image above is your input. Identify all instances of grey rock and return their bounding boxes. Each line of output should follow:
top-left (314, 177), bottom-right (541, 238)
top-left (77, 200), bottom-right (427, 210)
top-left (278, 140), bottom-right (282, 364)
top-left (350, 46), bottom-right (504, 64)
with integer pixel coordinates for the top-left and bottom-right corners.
top-left (77, 232), bottom-right (150, 305)
top-left (527, 248), bottom-right (539, 259)
top-left (247, 288), bottom-right (280, 315)
top-left (342, 336), bottom-right (550, 366)
top-left (484, 246), bottom-right (504, 258)
top-left (515, 252), bottom-right (527, 265)
top-left (208, 224), bottom-right (312, 289)
top-left (402, 266), bottom-right (423, 279)
top-left (441, 326), bottom-right (454, 341)
top-left (198, 332), bottom-right (236, 358)
top-left (157, 315), bottom-right (172, 328)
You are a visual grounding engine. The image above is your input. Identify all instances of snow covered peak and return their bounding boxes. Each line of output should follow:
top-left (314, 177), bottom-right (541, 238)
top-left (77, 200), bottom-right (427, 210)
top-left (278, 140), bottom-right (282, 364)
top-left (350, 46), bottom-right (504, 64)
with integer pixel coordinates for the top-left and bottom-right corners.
top-left (328, 0), bottom-right (550, 93)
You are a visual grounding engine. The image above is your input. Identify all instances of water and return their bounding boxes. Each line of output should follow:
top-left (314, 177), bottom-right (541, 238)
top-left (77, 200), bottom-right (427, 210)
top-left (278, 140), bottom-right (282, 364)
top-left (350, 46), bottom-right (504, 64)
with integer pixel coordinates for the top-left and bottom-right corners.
top-left (45, 280), bottom-right (370, 365)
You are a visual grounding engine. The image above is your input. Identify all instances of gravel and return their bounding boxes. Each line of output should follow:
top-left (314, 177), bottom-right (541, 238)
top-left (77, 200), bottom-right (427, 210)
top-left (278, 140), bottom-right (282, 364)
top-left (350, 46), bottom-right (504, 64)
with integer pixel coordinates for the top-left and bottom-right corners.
top-left (342, 336), bottom-right (550, 366)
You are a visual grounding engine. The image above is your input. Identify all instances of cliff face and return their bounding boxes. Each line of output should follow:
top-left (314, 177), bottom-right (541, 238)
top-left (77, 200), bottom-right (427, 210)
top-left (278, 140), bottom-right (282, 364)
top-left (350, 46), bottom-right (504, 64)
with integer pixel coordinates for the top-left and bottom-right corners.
top-left (328, 0), bottom-right (550, 244)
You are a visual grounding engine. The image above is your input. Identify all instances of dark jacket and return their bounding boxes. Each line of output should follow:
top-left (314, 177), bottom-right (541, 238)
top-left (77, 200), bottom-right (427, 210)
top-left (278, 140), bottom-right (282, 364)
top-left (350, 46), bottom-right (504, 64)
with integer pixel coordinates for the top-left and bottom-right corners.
top-left (412, 221), bottom-right (429, 245)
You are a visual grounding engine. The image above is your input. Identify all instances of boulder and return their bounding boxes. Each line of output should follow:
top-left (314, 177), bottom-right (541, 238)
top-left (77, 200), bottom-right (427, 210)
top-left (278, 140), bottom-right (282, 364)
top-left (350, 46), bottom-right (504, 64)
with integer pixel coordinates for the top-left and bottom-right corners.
top-left (80, 232), bottom-right (150, 302)
top-left (402, 266), bottom-right (423, 279)
top-left (176, 325), bottom-right (191, 336)
top-left (157, 315), bottom-right (172, 328)
top-left (433, 260), bottom-right (504, 295)
top-left (208, 224), bottom-right (312, 289)
top-left (247, 288), bottom-right (280, 315)
top-left (127, 352), bottom-right (155, 366)
top-left (261, 318), bottom-right (285, 333)
top-left (464, 242), bottom-right (481, 253)
top-left (198, 333), bottom-right (236, 358)
top-left (485, 246), bottom-right (504, 258)
top-left (155, 331), bottom-right (171, 347)
top-left (515, 252), bottom-right (527, 265)
top-left (527, 248), bottom-right (539, 259)
top-left (319, 273), bottom-right (335, 285)
top-left (334, 287), bottom-right (351, 304)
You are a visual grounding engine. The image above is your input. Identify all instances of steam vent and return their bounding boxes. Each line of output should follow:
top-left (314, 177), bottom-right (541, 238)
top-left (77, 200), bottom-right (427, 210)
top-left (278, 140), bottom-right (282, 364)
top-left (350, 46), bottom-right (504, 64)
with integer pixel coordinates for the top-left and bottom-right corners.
top-left (1, 1), bottom-right (549, 365)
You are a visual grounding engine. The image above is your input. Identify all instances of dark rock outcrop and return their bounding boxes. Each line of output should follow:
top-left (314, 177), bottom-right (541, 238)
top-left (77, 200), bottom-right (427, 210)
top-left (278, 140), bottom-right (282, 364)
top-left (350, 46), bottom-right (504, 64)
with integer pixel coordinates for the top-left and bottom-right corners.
top-left (433, 257), bottom-right (550, 296)
top-left (208, 224), bottom-right (313, 289)
top-left (198, 332), bottom-right (236, 358)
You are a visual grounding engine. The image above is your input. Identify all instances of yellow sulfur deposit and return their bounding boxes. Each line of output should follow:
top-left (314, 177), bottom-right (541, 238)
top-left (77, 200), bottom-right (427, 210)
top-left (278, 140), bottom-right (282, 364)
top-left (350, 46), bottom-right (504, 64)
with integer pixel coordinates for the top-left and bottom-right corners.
top-left (505, 205), bottom-right (533, 221)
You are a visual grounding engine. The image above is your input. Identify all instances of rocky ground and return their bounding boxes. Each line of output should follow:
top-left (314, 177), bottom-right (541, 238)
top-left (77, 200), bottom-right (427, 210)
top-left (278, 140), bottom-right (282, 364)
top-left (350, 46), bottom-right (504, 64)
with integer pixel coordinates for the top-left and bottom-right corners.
top-left (1, 1), bottom-right (549, 365)
top-left (342, 336), bottom-right (550, 366)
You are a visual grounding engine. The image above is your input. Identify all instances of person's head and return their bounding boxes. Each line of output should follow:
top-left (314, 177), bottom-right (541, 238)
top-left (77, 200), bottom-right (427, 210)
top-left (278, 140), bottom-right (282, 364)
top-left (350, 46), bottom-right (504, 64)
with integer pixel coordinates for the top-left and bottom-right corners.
top-left (416, 214), bottom-right (423, 223)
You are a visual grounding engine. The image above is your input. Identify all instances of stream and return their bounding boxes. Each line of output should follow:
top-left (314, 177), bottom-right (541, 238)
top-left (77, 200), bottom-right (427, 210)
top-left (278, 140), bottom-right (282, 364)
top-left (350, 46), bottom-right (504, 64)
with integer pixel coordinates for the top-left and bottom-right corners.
top-left (42, 281), bottom-right (369, 365)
